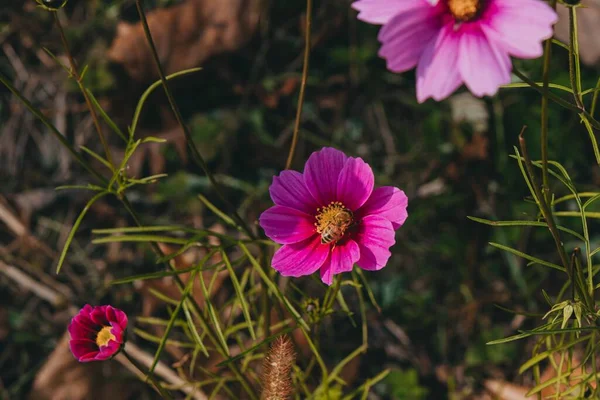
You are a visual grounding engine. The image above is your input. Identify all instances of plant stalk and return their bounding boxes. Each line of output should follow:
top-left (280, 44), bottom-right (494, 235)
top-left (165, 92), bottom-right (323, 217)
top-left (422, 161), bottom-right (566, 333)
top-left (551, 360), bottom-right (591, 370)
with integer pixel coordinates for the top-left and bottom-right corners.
top-left (53, 12), bottom-right (114, 167)
top-left (285, 0), bottom-right (312, 170)
top-left (134, 0), bottom-right (254, 240)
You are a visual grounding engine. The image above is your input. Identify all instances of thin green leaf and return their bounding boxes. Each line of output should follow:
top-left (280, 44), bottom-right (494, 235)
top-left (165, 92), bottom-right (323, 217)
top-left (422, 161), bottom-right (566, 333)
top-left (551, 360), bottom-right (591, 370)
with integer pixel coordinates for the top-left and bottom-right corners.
top-left (85, 88), bottom-right (127, 142)
top-left (468, 216), bottom-right (585, 242)
top-left (197, 271), bottom-right (229, 356)
top-left (92, 234), bottom-right (190, 245)
top-left (56, 191), bottom-right (109, 274)
top-left (489, 242), bottom-right (564, 271)
top-left (221, 251), bottom-right (255, 340)
top-left (238, 243), bottom-right (309, 331)
top-left (80, 145), bottom-right (113, 171)
top-left (55, 184), bottom-right (104, 192)
top-left (149, 270), bottom-right (197, 374)
top-left (501, 82), bottom-right (573, 94)
top-left (493, 304), bottom-right (544, 317)
top-left (182, 301), bottom-right (209, 357)
top-left (327, 344), bottom-right (367, 385)
top-left (198, 194), bottom-right (237, 229)
top-left (130, 68), bottom-right (202, 138)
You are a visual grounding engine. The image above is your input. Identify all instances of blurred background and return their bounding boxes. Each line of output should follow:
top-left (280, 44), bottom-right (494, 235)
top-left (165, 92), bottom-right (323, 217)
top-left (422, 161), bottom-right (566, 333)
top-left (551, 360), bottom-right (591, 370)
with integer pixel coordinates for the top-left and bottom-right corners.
top-left (1, 0), bottom-right (600, 398)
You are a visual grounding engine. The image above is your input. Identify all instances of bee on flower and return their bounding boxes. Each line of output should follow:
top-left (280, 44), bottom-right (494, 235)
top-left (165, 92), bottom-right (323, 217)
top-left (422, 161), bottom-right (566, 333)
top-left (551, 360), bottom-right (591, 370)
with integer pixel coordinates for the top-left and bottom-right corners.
top-left (259, 147), bottom-right (408, 285)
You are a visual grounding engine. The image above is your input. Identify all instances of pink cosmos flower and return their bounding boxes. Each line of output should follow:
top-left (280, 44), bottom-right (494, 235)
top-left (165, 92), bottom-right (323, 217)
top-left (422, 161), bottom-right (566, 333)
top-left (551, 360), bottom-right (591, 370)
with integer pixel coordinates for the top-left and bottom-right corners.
top-left (259, 147), bottom-right (408, 285)
top-left (68, 304), bottom-right (128, 362)
top-left (353, 0), bottom-right (558, 102)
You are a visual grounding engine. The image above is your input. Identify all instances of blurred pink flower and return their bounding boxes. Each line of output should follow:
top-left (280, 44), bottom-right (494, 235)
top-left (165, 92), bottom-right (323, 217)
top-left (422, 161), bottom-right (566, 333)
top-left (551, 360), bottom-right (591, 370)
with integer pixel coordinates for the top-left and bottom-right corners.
top-left (68, 304), bottom-right (128, 362)
top-left (260, 147), bottom-right (408, 285)
top-left (353, 0), bottom-right (558, 102)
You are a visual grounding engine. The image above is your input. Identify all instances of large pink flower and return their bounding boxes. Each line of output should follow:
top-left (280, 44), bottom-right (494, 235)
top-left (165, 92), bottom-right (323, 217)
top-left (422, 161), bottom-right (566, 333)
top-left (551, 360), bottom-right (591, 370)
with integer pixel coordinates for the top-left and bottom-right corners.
top-left (353, 0), bottom-right (558, 102)
top-left (259, 147), bottom-right (408, 285)
top-left (68, 304), bottom-right (128, 362)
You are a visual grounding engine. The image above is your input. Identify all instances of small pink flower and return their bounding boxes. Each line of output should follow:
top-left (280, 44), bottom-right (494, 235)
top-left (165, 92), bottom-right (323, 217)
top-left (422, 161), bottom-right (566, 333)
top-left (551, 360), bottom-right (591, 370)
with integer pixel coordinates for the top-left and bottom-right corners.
top-left (260, 147), bottom-right (408, 285)
top-left (353, 0), bottom-right (558, 102)
top-left (68, 304), bottom-right (128, 362)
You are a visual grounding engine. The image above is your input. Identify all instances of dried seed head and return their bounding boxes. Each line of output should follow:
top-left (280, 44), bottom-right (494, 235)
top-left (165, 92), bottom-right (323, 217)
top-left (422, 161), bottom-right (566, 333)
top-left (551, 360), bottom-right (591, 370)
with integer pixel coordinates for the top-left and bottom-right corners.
top-left (260, 335), bottom-right (296, 400)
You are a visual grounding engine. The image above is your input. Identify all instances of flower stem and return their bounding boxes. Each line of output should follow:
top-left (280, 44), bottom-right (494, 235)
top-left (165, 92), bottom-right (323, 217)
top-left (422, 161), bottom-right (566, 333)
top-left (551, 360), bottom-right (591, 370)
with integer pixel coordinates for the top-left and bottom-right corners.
top-left (119, 197), bottom-right (259, 400)
top-left (518, 130), bottom-right (569, 272)
top-left (134, 0), bottom-right (255, 240)
top-left (53, 12), bottom-right (114, 168)
top-left (567, 5), bottom-right (584, 110)
top-left (285, 0), bottom-right (312, 170)
top-left (591, 77), bottom-right (600, 118)
top-left (121, 349), bottom-right (173, 399)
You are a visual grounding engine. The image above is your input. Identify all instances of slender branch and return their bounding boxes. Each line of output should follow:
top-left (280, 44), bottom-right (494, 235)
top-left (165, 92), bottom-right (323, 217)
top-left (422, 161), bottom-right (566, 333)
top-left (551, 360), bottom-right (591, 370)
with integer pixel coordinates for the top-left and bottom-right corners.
top-left (285, 0), bottom-right (312, 170)
top-left (119, 196), bottom-right (259, 400)
top-left (53, 12), bottom-right (113, 167)
top-left (134, 0), bottom-right (254, 240)
top-left (567, 5), bottom-right (584, 110)
top-left (518, 130), bottom-right (570, 272)
top-left (592, 77), bottom-right (600, 118)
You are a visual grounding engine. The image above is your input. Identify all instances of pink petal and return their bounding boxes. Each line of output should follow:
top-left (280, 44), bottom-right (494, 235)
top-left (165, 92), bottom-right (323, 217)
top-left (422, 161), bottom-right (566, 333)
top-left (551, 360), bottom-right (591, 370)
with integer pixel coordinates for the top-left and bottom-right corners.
top-left (272, 235), bottom-right (329, 278)
top-left (416, 23), bottom-right (463, 103)
top-left (319, 239), bottom-right (360, 285)
top-left (359, 186), bottom-right (408, 229)
top-left (260, 205), bottom-right (316, 244)
top-left (378, 2), bottom-right (443, 72)
top-left (69, 339), bottom-right (98, 361)
top-left (355, 215), bottom-right (395, 271)
top-left (270, 170), bottom-right (320, 214)
top-left (113, 308), bottom-right (128, 330)
top-left (352, 0), bottom-right (431, 25)
top-left (480, 0), bottom-right (558, 59)
top-left (90, 307), bottom-right (109, 326)
top-left (304, 147), bottom-right (347, 206)
top-left (458, 28), bottom-right (511, 97)
top-left (96, 340), bottom-right (121, 360)
top-left (336, 157), bottom-right (374, 211)
top-left (68, 318), bottom-right (97, 340)
top-left (109, 324), bottom-right (124, 343)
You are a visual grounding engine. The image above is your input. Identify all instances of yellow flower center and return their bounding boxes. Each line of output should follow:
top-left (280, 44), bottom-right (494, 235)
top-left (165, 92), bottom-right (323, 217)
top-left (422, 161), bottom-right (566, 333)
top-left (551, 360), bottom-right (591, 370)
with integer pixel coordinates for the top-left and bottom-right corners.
top-left (96, 325), bottom-right (116, 347)
top-left (447, 0), bottom-right (482, 21)
top-left (314, 202), bottom-right (354, 244)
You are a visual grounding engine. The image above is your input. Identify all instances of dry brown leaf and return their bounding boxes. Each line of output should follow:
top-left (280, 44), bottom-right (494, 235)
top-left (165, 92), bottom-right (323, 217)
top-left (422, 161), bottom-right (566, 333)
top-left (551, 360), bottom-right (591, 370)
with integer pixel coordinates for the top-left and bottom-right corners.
top-left (484, 379), bottom-right (533, 400)
top-left (555, 0), bottom-right (600, 67)
top-left (28, 333), bottom-right (135, 400)
top-left (108, 0), bottom-right (261, 82)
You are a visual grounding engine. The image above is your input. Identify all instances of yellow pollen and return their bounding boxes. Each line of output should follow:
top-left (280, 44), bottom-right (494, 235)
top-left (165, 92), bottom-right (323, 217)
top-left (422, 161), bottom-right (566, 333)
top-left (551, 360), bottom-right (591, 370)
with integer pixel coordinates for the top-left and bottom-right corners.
top-left (314, 201), bottom-right (353, 234)
top-left (96, 326), bottom-right (116, 347)
top-left (447, 0), bottom-right (481, 21)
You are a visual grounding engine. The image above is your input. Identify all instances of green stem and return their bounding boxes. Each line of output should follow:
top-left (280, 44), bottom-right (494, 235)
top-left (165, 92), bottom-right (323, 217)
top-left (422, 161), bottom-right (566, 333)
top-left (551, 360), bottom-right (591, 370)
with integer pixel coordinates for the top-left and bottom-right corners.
top-left (53, 12), bottom-right (114, 168)
top-left (121, 349), bottom-right (173, 399)
top-left (591, 77), bottom-right (600, 118)
top-left (134, 0), bottom-right (254, 240)
top-left (285, 0), bottom-right (312, 170)
top-left (518, 131), bottom-right (570, 272)
top-left (567, 5), bottom-right (584, 110)
top-left (512, 69), bottom-right (600, 129)
top-left (120, 197), bottom-right (259, 400)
